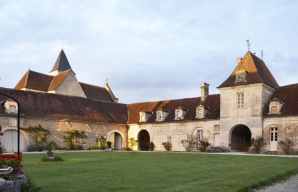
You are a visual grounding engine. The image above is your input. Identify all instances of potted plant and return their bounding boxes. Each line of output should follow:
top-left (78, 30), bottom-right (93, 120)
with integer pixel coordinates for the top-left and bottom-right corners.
top-left (46, 140), bottom-right (57, 157)
top-left (107, 141), bottom-right (112, 151)
top-left (147, 142), bottom-right (155, 151)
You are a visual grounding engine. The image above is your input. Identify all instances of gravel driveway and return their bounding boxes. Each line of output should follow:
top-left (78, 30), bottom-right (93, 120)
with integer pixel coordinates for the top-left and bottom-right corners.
top-left (253, 174), bottom-right (298, 192)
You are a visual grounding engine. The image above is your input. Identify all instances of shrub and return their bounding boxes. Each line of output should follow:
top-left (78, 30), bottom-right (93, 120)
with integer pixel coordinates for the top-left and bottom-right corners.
top-left (128, 137), bottom-right (138, 150)
top-left (146, 142), bottom-right (155, 151)
top-left (107, 141), bottom-right (112, 149)
top-left (279, 139), bottom-right (294, 154)
top-left (251, 136), bottom-right (265, 153)
top-left (181, 140), bottom-right (198, 152)
top-left (199, 140), bottom-right (211, 152)
top-left (96, 136), bottom-right (107, 150)
top-left (64, 130), bottom-right (86, 150)
top-left (162, 142), bottom-right (171, 151)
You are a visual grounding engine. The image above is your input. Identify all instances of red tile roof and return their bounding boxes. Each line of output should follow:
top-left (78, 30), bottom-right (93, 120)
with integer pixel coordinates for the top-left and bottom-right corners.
top-left (218, 51), bottom-right (279, 89)
top-left (0, 87), bottom-right (128, 123)
top-left (79, 83), bottom-right (113, 102)
top-left (263, 83), bottom-right (298, 116)
top-left (48, 70), bottom-right (70, 91)
top-left (127, 94), bottom-right (220, 124)
top-left (14, 70), bottom-right (53, 92)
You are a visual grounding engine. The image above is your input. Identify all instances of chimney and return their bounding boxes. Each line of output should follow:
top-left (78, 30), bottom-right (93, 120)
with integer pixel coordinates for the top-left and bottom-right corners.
top-left (236, 57), bottom-right (242, 65)
top-left (200, 82), bottom-right (209, 102)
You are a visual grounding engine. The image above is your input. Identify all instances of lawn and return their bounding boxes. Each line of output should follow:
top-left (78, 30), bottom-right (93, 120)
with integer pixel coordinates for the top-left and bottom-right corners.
top-left (22, 151), bottom-right (298, 192)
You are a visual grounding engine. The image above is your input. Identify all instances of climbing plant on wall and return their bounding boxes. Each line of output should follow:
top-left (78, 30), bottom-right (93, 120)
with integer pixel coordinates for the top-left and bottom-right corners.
top-left (21, 124), bottom-right (51, 147)
top-left (64, 130), bottom-right (86, 150)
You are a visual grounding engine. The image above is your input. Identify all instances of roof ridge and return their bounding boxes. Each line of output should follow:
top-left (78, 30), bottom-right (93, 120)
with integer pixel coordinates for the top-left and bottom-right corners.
top-left (79, 82), bottom-right (105, 89)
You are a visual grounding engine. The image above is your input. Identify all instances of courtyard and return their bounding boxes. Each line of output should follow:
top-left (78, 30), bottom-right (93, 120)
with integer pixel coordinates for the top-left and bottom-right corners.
top-left (22, 151), bottom-right (298, 191)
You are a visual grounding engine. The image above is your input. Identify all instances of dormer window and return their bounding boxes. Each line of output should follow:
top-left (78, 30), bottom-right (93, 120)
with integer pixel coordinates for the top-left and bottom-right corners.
top-left (156, 109), bottom-right (170, 122)
top-left (195, 105), bottom-right (210, 119)
top-left (4, 100), bottom-right (18, 114)
top-left (235, 70), bottom-right (247, 83)
top-left (174, 107), bottom-right (188, 120)
top-left (139, 110), bottom-right (153, 122)
top-left (268, 98), bottom-right (283, 115)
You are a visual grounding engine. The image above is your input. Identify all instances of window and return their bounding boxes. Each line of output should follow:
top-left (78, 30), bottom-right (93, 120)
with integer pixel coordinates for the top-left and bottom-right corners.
top-left (139, 111), bottom-right (153, 122)
top-left (9, 118), bottom-right (17, 126)
top-left (236, 92), bottom-right (244, 108)
top-left (158, 112), bottom-right (162, 120)
top-left (268, 99), bottom-right (283, 115)
top-left (270, 128), bottom-right (278, 141)
top-left (235, 71), bottom-right (247, 83)
top-left (176, 110), bottom-right (181, 118)
top-left (174, 107), bottom-right (188, 120)
top-left (214, 125), bottom-right (220, 133)
top-left (9, 105), bottom-right (17, 113)
top-left (155, 109), bottom-right (169, 122)
top-left (198, 109), bottom-right (203, 118)
top-left (197, 130), bottom-right (203, 142)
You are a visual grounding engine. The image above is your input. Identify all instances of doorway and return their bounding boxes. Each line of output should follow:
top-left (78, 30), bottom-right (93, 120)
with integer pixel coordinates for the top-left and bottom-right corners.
top-left (138, 130), bottom-right (150, 151)
top-left (230, 125), bottom-right (251, 151)
top-left (269, 128), bottom-right (278, 151)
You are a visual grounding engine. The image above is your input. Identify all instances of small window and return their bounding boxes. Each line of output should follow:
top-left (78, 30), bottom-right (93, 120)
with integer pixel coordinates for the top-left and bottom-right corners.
top-left (9, 118), bottom-right (17, 126)
top-left (236, 92), bottom-right (244, 108)
top-left (235, 71), bottom-right (247, 83)
top-left (214, 125), bottom-right (220, 132)
top-left (198, 109), bottom-right (203, 118)
top-left (268, 99), bottom-right (283, 115)
top-left (158, 112), bottom-right (162, 120)
top-left (9, 105), bottom-right (17, 113)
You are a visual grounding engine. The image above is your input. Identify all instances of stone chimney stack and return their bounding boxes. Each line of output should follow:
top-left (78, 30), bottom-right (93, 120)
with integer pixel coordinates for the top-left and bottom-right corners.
top-left (236, 57), bottom-right (242, 65)
top-left (200, 82), bottom-right (209, 102)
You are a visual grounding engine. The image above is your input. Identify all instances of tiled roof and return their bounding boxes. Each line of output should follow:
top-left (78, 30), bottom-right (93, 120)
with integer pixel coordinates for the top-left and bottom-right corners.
top-left (0, 87), bottom-right (128, 124)
top-left (218, 51), bottom-right (279, 89)
top-left (263, 83), bottom-right (298, 116)
top-left (128, 94), bottom-right (220, 124)
top-left (14, 70), bottom-right (53, 92)
top-left (50, 49), bottom-right (73, 73)
top-left (48, 70), bottom-right (70, 91)
top-left (79, 83), bottom-right (114, 102)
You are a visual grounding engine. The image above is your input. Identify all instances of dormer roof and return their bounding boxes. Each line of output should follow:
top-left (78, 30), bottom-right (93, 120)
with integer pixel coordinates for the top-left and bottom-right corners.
top-left (50, 49), bottom-right (74, 74)
top-left (218, 51), bottom-right (279, 89)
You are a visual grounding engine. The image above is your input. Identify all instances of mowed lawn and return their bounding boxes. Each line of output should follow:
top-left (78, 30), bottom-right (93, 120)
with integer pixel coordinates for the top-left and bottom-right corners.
top-left (22, 152), bottom-right (298, 192)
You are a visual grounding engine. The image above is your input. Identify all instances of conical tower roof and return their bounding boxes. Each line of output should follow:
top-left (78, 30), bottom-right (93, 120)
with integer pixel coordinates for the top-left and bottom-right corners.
top-left (218, 51), bottom-right (279, 89)
top-left (50, 49), bottom-right (74, 74)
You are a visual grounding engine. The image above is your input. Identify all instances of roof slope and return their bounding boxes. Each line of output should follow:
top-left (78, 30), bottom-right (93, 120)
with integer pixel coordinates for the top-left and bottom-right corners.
top-left (128, 94), bottom-right (220, 124)
top-left (50, 49), bottom-right (73, 73)
top-left (48, 70), bottom-right (71, 91)
top-left (14, 70), bottom-right (53, 92)
top-left (218, 51), bottom-right (279, 89)
top-left (264, 83), bottom-right (298, 116)
top-left (0, 87), bottom-right (127, 123)
top-left (80, 83), bottom-right (114, 102)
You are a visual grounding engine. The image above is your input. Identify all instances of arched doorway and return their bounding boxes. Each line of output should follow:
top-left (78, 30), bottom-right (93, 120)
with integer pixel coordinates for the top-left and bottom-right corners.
top-left (114, 132), bottom-right (122, 150)
top-left (107, 131), bottom-right (122, 150)
top-left (138, 130), bottom-right (150, 151)
top-left (230, 125), bottom-right (251, 151)
top-left (0, 129), bottom-right (26, 152)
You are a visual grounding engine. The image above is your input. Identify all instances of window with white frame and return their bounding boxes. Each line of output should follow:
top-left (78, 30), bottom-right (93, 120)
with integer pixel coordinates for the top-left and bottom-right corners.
top-left (139, 111), bottom-right (153, 122)
top-left (155, 109), bottom-right (169, 122)
top-left (268, 100), bottom-right (283, 115)
top-left (9, 105), bottom-right (17, 113)
top-left (176, 110), bottom-right (181, 119)
top-left (197, 129), bottom-right (203, 142)
top-left (236, 92), bottom-right (244, 108)
top-left (198, 109), bottom-right (203, 118)
top-left (9, 118), bottom-right (17, 126)
top-left (158, 112), bottom-right (162, 121)
top-left (174, 107), bottom-right (188, 120)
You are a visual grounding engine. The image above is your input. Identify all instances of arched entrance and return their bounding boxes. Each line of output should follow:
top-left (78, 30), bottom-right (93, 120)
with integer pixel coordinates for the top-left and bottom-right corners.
top-left (230, 125), bottom-right (251, 151)
top-left (0, 129), bottom-right (26, 152)
top-left (138, 130), bottom-right (150, 151)
top-left (107, 131), bottom-right (123, 150)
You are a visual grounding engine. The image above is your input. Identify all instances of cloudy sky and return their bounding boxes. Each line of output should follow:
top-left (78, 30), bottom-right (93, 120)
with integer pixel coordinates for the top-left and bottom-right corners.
top-left (0, 1), bottom-right (297, 104)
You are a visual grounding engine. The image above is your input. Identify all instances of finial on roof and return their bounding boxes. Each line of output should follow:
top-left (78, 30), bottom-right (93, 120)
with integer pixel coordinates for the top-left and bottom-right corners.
top-left (105, 77), bottom-right (109, 84)
top-left (254, 50), bottom-right (256, 54)
top-left (246, 39), bottom-right (251, 51)
top-left (62, 38), bottom-right (63, 49)
top-left (261, 50), bottom-right (264, 59)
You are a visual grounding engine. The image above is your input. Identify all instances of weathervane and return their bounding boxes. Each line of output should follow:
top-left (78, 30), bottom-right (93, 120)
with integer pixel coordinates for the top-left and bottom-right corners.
top-left (261, 50), bottom-right (264, 59)
top-left (246, 39), bottom-right (251, 50)
top-left (62, 38), bottom-right (63, 49)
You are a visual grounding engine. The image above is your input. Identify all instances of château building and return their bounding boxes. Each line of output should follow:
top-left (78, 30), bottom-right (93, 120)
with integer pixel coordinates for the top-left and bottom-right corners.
top-left (0, 49), bottom-right (297, 153)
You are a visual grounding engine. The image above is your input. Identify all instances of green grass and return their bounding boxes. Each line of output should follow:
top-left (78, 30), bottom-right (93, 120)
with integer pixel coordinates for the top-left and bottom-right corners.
top-left (22, 152), bottom-right (298, 192)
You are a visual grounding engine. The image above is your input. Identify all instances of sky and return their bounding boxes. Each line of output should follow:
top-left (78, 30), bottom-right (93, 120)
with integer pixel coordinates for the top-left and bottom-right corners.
top-left (0, 0), bottom-right (298, 104)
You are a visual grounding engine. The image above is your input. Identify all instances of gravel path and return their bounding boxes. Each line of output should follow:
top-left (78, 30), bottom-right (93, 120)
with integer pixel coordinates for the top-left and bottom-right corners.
top-left (254, 174), bottom-right (298, 192)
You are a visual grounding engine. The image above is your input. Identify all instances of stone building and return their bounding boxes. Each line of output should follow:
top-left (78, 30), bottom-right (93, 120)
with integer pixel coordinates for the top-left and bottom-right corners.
top-left (0, 50), bottom-right (297, 153)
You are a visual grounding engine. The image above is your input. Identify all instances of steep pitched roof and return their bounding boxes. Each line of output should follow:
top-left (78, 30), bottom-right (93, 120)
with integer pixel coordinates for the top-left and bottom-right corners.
top-left (264, 83), bottom-right (298, 116)
top-left (14, 70), bottom-right (53, 92)
top-left (50, 49), bottom-right (73, 73)
top-left (128, 94), bottom-right (220, 124)
top-left (218, 51), bottom-right (279, 89)
top-left (79, 83), bottom-right (114, 102)
top-left (0, 87), bottom-right (127, 124)
top-left (48, 70), bottom-right (71, 91)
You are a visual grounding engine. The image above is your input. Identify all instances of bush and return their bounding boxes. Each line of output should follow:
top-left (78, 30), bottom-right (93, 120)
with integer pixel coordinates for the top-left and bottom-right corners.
top-left (181, 140), bottom-right (198, 152)
top-left (162, 142), bottom-right (172, 151)
top-left (199, 140), bottom-right (211, 152)
top-left (279, 139), bottom-right (294, 154)
top-left (128, 137), bottom-right (138, 150)
top-left (146, 142), bottom-right (155, 151)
